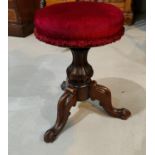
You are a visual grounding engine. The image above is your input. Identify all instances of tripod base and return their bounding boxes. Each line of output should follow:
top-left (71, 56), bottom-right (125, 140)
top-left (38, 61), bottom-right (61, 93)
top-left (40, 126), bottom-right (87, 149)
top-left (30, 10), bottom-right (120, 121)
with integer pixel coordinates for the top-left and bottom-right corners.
top-left (44, 48), bottom-right (131, 143)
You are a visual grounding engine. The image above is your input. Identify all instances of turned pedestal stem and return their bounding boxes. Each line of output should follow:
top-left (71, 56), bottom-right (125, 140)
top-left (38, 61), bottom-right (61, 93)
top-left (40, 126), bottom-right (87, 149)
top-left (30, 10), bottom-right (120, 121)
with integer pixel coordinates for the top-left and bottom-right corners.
top-left (66, 48), bottom-right (93, 101)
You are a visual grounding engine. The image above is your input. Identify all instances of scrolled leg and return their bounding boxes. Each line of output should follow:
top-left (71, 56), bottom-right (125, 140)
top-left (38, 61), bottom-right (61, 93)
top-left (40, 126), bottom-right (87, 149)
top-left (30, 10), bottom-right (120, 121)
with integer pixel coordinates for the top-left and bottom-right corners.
top-left (44, 87), bottom-right (77, 143)
top-left (89, 81), bottom-right (131, 120)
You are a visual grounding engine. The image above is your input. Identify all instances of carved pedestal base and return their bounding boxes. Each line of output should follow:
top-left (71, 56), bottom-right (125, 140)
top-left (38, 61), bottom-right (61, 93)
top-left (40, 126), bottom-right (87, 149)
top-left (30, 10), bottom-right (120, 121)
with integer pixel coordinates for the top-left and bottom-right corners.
top-left (44, 48), bottom-right (131, 143)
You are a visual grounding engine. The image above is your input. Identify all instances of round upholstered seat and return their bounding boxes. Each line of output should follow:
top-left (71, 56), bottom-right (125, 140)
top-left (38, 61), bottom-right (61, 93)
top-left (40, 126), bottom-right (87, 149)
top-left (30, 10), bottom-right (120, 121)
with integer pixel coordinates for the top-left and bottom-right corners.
top-left (34, 2), bottom-right (124, 48)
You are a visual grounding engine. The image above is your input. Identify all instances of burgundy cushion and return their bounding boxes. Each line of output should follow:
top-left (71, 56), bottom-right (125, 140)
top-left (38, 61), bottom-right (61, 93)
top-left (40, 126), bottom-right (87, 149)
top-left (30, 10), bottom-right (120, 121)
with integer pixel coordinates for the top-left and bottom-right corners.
top-left (34, 2), bottom-right (124, 48)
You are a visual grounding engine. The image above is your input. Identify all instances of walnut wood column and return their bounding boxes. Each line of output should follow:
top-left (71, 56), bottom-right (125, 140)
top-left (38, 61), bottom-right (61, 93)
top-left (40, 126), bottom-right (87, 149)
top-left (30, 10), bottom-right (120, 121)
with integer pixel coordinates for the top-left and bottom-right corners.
top-left (66, 48), bottom-right (93, 101)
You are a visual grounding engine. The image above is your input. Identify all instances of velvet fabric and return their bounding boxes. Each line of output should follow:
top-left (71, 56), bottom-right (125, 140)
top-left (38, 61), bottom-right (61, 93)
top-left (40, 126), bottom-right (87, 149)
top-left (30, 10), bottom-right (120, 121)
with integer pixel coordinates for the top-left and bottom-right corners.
top-left (34, 2), bottom-right (124, 48)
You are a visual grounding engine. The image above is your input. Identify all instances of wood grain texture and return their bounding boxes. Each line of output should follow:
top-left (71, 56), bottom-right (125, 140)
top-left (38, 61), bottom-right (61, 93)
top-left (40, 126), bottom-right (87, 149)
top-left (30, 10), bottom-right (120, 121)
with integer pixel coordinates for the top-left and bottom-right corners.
top-left (8, 0), bottom-right (37, 37)
top-left (46, 0), bottom-right (75, 6)
top-left (8, 22), bottom-right (34, 37)
top-left (8, 9), bottom-right (17, 22)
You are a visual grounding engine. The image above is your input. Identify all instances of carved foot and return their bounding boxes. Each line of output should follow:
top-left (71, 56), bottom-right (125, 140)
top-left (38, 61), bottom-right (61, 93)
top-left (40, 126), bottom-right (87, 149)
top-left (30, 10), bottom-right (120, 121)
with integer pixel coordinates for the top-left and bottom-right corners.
top-left (44, 129), bottom-right (57, 143)
top-left (44, 87), bottom-right (77, 143)
top-left (89, 81), bottom-right (131, 120)
top-left (111, 108), bottom-right (131, 120)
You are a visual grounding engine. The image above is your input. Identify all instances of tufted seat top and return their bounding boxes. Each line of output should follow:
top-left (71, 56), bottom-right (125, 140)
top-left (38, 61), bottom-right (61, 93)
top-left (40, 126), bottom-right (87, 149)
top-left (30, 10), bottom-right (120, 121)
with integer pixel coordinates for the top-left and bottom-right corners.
top-left (34, 2), bottom-right (124, 48)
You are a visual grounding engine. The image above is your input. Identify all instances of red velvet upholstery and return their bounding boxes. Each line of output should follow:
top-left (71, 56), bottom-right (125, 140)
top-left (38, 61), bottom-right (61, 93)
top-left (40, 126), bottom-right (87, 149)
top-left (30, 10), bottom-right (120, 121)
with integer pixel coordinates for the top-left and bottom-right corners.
top-left (34, 2), bottom-right (124, 48)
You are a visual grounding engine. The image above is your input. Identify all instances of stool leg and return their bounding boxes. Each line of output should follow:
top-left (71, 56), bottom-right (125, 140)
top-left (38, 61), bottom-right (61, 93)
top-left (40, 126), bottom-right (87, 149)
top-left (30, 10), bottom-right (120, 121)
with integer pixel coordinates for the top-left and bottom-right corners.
top-left (44, 87), bottom-right (77, 143)
top-left (89, 81), bottom-right (131, 120)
